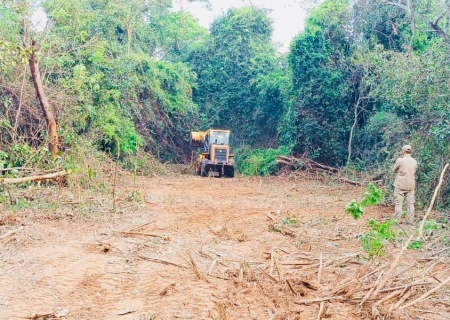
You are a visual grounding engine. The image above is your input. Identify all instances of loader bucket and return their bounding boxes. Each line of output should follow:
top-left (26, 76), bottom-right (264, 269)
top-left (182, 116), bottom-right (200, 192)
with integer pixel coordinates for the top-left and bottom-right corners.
top-left (190, 131), bottom-right (206, 149)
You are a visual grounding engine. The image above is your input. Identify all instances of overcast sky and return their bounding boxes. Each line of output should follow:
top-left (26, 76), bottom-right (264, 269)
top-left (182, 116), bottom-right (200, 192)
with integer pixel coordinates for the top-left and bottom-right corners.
top-left (172, 0), bottom-right (323, 52)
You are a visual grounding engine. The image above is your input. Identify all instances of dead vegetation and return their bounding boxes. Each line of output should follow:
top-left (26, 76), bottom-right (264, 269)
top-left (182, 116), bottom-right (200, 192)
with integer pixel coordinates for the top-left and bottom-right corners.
top-left (0, 169), bottom-right (449, 319)
top-left (276, 155), bottom-right (385, 186)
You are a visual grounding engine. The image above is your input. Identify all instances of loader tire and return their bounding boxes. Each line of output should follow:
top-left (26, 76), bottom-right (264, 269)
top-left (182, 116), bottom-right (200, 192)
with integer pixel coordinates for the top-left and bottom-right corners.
top-left (226, 167), bottom-right (235, 178)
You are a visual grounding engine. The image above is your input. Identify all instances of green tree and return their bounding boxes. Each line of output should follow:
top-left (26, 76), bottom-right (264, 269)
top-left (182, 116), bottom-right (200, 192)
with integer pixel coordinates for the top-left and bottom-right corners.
top-left (190, 6), bottom-right (285, 146)
top-left (349, 0), bottom-right (450, 208)
top-left (41, 0), bottom-right (201, 159)
top-left (150, 11), bottom-right (209, 62)
top-left (280, 0), bottom-right (354, 165)
top-left (0, 0), bottom-right (60, 157)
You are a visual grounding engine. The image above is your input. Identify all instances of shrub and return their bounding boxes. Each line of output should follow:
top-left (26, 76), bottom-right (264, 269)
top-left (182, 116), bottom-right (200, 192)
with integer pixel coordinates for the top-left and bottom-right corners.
top-left (361, 219), bottom-right (397, 256)
top-left (345, 183), bottom-right (382, 219)
top-left (236, 146), bottom-right (289, 176)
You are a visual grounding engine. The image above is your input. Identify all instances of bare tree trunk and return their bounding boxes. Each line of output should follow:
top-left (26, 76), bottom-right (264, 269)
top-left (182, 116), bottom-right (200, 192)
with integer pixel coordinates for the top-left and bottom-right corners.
top-left (401, 0), bottom-right (416, 45)
top-left (347, 97), bottom-right (361, 165)
top-left (28, 41), bottom-right (58, 158)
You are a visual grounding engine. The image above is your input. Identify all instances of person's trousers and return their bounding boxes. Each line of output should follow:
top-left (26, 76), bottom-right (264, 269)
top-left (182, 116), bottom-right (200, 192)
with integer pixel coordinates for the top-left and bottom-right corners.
top-left (394, 188), bottom-right (415, 221)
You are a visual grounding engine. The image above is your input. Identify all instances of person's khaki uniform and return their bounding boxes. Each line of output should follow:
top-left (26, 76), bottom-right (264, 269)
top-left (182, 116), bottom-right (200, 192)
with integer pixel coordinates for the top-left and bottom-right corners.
top-left (393, 154), bottom-right (417, 221)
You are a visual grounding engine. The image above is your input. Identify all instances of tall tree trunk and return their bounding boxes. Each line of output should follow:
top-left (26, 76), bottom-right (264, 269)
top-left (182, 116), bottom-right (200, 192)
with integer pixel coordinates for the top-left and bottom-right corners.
top-left (347, 95), bottom-right (365, 166)
top-left (347, 99), bottom-right (359, 165)
top-left (28, 41), bottom-right (59, 157)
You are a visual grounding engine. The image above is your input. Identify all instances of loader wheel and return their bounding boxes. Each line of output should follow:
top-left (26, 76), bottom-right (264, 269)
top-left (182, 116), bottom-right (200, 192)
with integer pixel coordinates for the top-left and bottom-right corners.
top-left (226, 167), bottom-right (235, 178)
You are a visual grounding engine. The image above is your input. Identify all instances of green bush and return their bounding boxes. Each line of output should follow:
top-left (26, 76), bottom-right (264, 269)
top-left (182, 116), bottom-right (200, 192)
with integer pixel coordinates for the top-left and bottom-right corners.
top-left (95, 103), bottom-right (143, 157)
top-left (345, 183), bottom-right (394, 256)
top-left (344, 200), bottom-right (364, 220)
top-left (236, 146), bottom-right (289, 176)
top-left (361, 219), bottom-right (397, 256)
top-left (361, 183), bottom-right (383, 207)
top-left (345, 183), bottom-right (383, 219)
top-left (0, 143), bottom-right (53, 172)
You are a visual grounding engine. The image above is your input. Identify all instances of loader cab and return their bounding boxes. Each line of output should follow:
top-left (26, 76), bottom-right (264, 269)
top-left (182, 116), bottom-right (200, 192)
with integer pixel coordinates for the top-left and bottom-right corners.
top-left (204, 130), bottom-right (230, 153)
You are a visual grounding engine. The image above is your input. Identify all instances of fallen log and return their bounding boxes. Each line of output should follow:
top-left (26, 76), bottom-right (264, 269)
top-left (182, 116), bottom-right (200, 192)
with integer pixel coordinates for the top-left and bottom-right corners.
top-left (0, 170), bottom-right (68, 184)
top-left (334, 177), bottom-right (364, 186)
top-left (276, 155), bottom-right (339, 172)
top-left (308, 158), bottom-right (339, 172)
top-left (276, 155), bottom-right (381, 186)
top-left (276, 159), bottom-right (293, 166)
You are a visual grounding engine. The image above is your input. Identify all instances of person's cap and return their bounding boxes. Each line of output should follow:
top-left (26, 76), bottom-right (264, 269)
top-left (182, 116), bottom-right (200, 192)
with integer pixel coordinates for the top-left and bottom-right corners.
top-left (402, 145), bottom-right (412, 152)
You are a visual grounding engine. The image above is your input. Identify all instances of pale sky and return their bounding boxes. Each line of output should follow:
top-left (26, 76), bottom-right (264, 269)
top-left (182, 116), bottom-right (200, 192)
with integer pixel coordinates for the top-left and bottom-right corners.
top-left (173, 0), bottom-right (323, 52)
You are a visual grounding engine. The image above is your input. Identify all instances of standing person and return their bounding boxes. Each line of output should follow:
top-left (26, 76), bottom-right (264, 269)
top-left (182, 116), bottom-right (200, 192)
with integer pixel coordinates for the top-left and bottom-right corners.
top-left (393, 145), bottom-right (418, 223)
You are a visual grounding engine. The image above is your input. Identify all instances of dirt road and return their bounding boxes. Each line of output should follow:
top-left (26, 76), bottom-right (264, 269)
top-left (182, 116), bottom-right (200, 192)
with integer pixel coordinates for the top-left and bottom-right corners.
top-left (0, 174), bottom-right (448, 319)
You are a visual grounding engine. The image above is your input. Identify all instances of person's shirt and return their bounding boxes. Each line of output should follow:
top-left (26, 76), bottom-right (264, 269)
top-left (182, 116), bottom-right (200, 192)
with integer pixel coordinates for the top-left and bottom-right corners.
top-left (393, 154), bottom-right (418, 190)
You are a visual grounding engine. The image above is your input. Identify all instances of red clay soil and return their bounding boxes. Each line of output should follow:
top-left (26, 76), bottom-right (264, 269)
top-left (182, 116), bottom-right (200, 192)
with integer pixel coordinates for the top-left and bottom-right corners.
top-left (0, 174), bottom-right (449, 319)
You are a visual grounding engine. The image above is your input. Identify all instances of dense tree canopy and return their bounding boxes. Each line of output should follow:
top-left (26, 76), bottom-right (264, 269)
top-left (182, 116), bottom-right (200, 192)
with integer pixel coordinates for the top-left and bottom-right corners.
top-left (189, 6), bottom-right (285, 146)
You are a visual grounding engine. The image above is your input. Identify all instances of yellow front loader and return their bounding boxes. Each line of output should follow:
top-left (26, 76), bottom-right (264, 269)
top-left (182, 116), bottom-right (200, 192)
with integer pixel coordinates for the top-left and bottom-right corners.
top-left (190, 129), bottom-right (235, 178)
